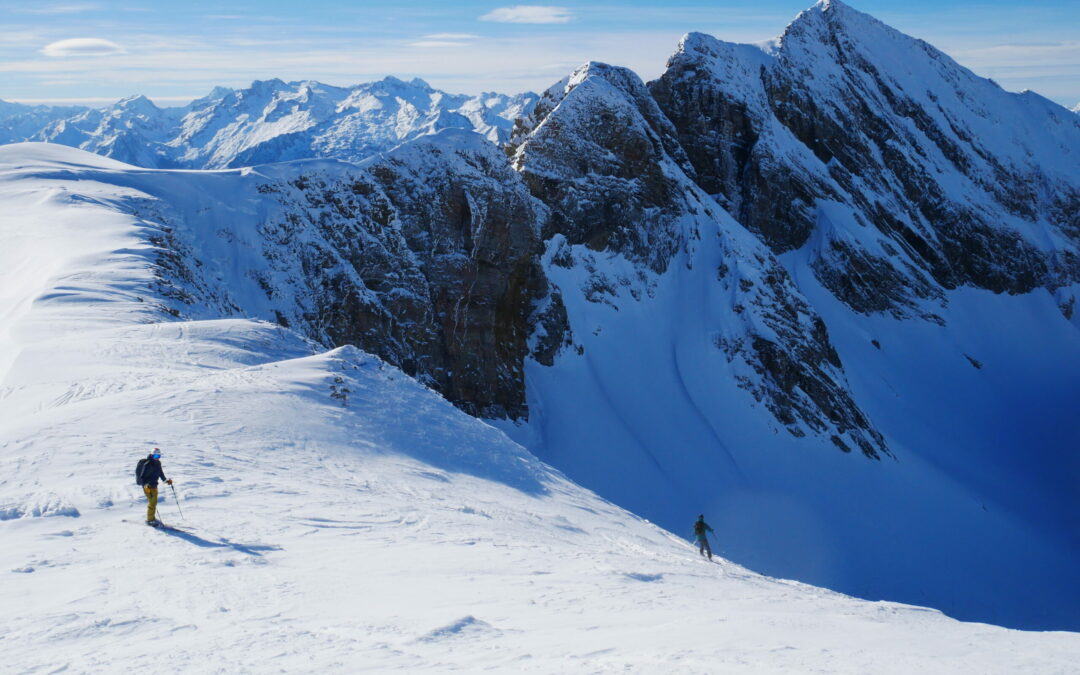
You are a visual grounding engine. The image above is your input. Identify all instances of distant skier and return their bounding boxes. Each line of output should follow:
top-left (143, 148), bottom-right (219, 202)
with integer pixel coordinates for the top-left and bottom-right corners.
top-left (136, 448), bottom-right (172, 526)
top-left (693, 514), bottom-right (714, 560)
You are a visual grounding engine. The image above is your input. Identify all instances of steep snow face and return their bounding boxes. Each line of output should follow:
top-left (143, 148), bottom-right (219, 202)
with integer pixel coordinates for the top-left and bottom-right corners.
top-left (500, 7), bottom-right (1080, 630)
top-left (18, 78), bottom-right (538, 169)
top-left (5, 142), bottom-right (1080, 673)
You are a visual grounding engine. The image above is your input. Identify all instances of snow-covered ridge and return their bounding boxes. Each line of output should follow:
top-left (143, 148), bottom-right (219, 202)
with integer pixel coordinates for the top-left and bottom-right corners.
top-left (2, 0), bottom-right (1079, 639)
top-left (0, 77), bottom-right (538, 169)
top-left (4, 141), bottom-right (1080, 672)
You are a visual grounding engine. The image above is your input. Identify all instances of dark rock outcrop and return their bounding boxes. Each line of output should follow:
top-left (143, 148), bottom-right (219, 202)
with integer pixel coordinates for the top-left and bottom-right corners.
top-left (650, 1), bottom-right (1080, 318)
top-left (510, 62), bottom-right (890, 458)
top-left (137, 131), bottom-right (551, 420)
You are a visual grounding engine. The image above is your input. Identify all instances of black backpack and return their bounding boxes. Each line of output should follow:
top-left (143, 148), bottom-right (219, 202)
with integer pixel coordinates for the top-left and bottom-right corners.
top-left (694, 520), bottom-right (705, 536)
top-left (135, 457), bottom-right (149, 486)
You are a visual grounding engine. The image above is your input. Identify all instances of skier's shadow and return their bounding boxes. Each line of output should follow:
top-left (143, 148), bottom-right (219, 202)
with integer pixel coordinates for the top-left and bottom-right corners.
top-left (159, 527), bottom-right (281, 557)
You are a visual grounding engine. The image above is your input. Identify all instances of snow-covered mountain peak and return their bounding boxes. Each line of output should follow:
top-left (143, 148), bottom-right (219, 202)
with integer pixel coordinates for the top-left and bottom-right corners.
top-left (247, 77), bottom-right (289, 93)
top-left (0, 98), bottom-right (32, 117)
top-left (793, 0), bottom-right (882, 30)
top-left (677, 31), bottom-right (776, 63)
top-left (10, 77), bottom-right (538, 168)
top-left (564, 60), bottom-right (636, 90)
top-left (111, 94), bottom-right (162, 119)
top-left (191, 85), bottom-right (234, 105)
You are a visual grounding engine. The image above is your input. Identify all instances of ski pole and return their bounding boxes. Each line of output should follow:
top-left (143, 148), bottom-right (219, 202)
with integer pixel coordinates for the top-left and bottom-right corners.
top-left (170, 483), bottom-right (185, 520)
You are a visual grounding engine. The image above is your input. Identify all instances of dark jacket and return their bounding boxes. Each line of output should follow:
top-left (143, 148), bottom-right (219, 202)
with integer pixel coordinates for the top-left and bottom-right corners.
top-left (140, 457), bottom-right (168, 487)
top-left (693, 519), bottom-right (714, 540)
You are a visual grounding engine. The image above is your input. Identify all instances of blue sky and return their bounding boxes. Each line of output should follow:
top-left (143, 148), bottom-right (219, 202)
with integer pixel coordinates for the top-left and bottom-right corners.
top-left (1, 1), bottom-right (1077, 108)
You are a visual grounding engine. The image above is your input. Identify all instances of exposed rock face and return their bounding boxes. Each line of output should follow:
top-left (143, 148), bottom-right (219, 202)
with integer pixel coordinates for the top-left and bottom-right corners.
top-left (510, 62), bottom-right (889, 457)
top-left (508, 62), bottom-right (694, 274)
top-left (650, 0), bottom-right (1080, 319)
top-left (128, 130), bottom-right (548, 419)
top-left (349, 132), bottom-right (548, 417)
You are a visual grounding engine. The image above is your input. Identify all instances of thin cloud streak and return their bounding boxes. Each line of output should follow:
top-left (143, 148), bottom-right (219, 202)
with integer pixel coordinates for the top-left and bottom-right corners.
top-left (1, 5), bottom-right (1076, 107)
top-left (480, 6), bottom-right (573, 24)
top-left (409, 41), bottom-right (472, 48)
top-left (21, 3), bottom-right (99, 15)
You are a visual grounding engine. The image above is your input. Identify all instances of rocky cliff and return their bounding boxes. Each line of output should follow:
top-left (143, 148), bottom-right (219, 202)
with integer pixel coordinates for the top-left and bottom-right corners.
top-left (650, 1), bottom-right (1080, 322)
top-left (108, 131), bottom-right (547, 419)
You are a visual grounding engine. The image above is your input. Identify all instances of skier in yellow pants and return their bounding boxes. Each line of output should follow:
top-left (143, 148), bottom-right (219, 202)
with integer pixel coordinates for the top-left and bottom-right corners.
top-left (138, 449), bottom-right (172, 526)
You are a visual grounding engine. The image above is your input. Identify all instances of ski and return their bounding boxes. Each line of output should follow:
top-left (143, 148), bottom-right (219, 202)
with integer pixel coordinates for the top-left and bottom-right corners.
top-left (122, 518), bottom-right (188, 532)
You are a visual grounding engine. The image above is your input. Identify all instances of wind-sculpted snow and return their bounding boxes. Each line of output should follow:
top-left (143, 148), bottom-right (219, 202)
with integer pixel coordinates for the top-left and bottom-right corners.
top-left (10, 78), bottom-right (538, 169)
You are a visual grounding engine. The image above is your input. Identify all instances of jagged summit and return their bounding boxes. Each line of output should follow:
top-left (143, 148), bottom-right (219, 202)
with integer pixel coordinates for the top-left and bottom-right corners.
top-left (113, 94), bottom-right (160, 113)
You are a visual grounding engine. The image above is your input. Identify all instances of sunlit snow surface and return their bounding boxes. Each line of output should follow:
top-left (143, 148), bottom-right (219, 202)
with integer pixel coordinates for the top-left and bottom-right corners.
top-left (2, 145), bottom-right (1080, 672)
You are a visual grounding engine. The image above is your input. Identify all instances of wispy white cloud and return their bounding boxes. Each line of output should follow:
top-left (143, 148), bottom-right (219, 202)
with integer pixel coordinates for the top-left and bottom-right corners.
top-left (0, 30), bottom-right (47, 47)
top-left (410, 32), bottom-right (478, 49)
top-left (41, 37), bottom-right (125, 57)
top-left (952, 41), bottom-right (1080, 63)
top-left (410, 41), bottom-right (471, 48)
top-left (480, 6), bottom-right (572, 24)
top-left (9, 95), bottom-right (192, 106)
top-left (22, 3), bottom-right (99, 15)
top-left (3, 8), bottom-right (1076, 108)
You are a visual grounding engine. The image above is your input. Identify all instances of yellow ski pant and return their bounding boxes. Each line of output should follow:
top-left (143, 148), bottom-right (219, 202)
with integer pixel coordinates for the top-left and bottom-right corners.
top-left (143, 485), bottom-right (159, 522)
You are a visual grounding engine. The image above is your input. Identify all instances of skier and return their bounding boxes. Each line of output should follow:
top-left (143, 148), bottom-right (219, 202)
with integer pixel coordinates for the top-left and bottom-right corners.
top-left (693, 514), bottom-right (714, 560)
top-left (138, 448), bottom-right (173, 526)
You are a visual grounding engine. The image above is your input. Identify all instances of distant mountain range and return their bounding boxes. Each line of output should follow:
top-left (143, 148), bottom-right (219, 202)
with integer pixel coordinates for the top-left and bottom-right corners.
top-left (0, 77), bottom-right (538, 168)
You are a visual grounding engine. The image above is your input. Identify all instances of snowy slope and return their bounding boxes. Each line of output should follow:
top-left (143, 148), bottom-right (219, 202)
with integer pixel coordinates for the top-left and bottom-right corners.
top-left (22, 78), bottom-right (538, 169)
top-left (499, 6), bottom-right (1080, 629)
top-left (4, 143), bottom-right (1080, 673)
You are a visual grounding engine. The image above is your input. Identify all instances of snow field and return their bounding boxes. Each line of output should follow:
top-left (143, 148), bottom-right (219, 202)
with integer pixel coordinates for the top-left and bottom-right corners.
top-left (4, 318), bottom-right (1080, 673)
top-left (2, 136), bottom-right (1080, 673)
